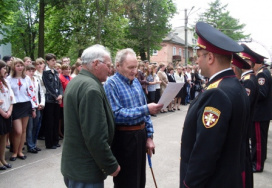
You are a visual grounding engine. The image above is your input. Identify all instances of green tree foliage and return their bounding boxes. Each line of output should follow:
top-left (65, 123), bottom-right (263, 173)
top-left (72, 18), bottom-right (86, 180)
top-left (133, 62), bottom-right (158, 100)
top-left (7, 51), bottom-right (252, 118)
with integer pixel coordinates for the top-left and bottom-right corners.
top-left (198, 0), bottom-right (249, 41)
top-left (124, 0), bottom-right (176, 60)
top-left (44, 0), bottom-right (129, 62)
top-left (2, 0), bottom-right (176, 62)
top-left (7, 0), bottom-right (39, 59)
top-left (0, 0), bottom-right (17, 42)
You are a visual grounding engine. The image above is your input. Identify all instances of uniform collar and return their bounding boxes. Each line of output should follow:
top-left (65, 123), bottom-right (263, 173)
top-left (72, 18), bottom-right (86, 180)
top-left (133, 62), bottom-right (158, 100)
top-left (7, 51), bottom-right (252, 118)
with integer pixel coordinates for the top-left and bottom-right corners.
top-left (208, 68), bottom-right (235, 84)
top-left (241, 70), bottom-right (254, 77)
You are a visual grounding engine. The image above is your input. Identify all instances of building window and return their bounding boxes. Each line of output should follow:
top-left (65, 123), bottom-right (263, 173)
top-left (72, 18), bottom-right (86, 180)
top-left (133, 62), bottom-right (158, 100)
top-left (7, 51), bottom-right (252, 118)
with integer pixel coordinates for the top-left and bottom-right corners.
top-left (192, 38), bottom-right (197, 44)
top-left (179, 48), bottom-right (182, 56)
top-left (153, 50), bottom-right (158, 55)
top-left (173, 47), bottom-right (176, 55)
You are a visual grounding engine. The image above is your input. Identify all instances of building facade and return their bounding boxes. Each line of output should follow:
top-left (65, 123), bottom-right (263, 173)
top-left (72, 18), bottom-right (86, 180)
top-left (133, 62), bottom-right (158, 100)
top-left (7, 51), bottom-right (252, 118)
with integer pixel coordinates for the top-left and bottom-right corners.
top-left (150, 26), bottom-right (196, 67)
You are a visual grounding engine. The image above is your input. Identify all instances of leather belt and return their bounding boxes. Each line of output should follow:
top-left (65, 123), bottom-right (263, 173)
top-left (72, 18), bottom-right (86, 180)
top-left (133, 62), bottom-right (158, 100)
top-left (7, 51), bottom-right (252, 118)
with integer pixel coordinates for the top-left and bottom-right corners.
top-left (116, 123), bottom-right (145, 131)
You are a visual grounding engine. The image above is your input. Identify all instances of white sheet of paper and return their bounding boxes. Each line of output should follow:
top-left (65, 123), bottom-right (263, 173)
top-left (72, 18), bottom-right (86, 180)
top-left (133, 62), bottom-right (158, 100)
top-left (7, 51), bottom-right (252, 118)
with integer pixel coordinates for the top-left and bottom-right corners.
top-left (158, 82), bottom-right (184, 108)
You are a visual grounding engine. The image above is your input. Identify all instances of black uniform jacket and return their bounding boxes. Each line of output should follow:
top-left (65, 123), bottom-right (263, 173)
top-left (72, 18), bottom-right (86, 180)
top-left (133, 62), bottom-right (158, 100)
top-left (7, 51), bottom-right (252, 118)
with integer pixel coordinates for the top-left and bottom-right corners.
top-left (42, 68), bottom-right (63, 103)
top-left (241, 70), bottom-right (259, 133)
top-left (180, 69), bottom-right (250, 188)
top-left (240, 70), bottom-right (258, 188)
top-left (253, 66), bottom-right (272, 121)
top-left (241, 71), bottom-right (259, 115)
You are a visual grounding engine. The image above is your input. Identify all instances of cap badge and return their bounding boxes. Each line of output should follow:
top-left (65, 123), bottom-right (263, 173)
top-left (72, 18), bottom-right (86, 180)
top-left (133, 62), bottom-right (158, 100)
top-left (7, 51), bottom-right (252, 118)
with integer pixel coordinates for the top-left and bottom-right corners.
top-left (202, 107), bottom-right (221, 128)
top-left (258, 78), bottom-right (265, 85)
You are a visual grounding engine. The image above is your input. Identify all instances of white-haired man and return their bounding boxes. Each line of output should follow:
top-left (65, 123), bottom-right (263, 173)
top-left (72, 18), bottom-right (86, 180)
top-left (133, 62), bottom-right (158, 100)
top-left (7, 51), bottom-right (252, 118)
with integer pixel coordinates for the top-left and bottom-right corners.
top-left (61, 44), bottom-right (120, 188)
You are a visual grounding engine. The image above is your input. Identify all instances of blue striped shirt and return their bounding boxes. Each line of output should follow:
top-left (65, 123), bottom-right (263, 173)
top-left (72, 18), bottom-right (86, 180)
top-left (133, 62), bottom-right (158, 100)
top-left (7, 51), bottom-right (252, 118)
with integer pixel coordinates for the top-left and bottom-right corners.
top-left (104, 72), bottom-right (153, 137)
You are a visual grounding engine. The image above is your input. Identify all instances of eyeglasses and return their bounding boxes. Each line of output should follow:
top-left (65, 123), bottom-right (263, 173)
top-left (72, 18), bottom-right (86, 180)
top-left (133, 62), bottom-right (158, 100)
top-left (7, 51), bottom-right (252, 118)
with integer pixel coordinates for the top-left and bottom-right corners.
top-left (98, 60), bottom-right (111, 69)
top-left (197, 53), bottom-right (209, 59)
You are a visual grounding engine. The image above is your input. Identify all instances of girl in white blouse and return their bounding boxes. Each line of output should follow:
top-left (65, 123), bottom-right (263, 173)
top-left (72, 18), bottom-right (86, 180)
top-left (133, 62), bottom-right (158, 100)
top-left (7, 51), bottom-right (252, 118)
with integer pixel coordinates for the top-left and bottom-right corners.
top-left (0, 60), bottom-right (15, 169)
top-left (7, 58), bottom-right (38, 161)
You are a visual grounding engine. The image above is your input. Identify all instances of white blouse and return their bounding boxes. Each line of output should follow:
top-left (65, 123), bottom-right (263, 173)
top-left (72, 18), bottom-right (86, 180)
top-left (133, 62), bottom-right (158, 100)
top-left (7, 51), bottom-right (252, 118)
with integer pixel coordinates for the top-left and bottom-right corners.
top-left (174, 73), bottom-right (185, 83)
top-left (7, 75), bottom-right (38, 108)
top-left (31, 76), bottom-right (45, 107)
top-left (154, 74), bottom-right (160, 89)
top-left (34, 70), bottom-right (46, 94)
top-left (0, 79), bottom-right (16, 112)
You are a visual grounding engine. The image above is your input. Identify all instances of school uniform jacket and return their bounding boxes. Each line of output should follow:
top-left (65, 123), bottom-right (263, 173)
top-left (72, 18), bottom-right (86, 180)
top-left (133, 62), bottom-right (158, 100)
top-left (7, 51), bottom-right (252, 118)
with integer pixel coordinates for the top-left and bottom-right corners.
top-left (180, 69), bottom-right (250, 188)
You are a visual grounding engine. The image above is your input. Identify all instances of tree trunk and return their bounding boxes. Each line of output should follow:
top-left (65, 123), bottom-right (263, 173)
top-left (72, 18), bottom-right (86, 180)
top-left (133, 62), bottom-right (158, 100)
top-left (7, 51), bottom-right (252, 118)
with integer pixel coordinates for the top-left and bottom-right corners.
top-left (38, 0), bottom-right (45, 58)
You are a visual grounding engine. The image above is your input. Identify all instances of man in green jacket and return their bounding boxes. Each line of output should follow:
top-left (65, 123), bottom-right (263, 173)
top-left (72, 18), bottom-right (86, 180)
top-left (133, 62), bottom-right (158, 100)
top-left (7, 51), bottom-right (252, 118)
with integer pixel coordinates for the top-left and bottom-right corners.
top-left (61, 44), bottom-right (120, 188)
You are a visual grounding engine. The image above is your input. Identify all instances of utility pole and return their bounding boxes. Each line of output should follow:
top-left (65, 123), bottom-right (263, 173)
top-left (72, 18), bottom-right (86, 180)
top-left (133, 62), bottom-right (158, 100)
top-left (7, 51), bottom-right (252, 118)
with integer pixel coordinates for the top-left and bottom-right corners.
top-left (184, 7), bottom-right (195, 66)
top-left (184, 9), bottom-right (188, 66)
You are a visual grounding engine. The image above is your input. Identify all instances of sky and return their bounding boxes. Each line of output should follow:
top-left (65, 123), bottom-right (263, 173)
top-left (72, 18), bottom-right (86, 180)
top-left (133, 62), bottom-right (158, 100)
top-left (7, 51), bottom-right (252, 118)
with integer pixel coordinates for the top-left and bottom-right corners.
top-left (171, 0), bottom-right (272, 60)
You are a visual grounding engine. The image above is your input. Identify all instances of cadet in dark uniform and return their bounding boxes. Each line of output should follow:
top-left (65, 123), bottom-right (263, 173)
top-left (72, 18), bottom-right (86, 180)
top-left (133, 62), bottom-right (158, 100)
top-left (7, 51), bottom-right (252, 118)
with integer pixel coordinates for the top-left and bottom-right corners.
top-left (241, 43), bottom-right (272, 172)
top-left (232, 53), bottom-right (256, 188)
top-left (180, 22), bottom-right (250, 188)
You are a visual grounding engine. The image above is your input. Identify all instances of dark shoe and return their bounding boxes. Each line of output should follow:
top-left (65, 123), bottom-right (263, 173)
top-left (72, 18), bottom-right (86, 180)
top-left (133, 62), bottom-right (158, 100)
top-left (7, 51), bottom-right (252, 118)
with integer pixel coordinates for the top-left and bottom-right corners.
top-left (38, 136), bottom-right (45, 140)
top-left (4, 163), bottom-right (12, 168)
top-left (177, 108), bottom-right (180, 110)
top-left (18, 155), bottom-right (27, 160)
top-left (55, 144), bottom-right (61, 147)
top-left (28, 148), bottom-right (38, 154)
top-left (0, 166), bottom-right (7, 170)
top-left (168, 110), bottom-right (174, 112)
top-left (34, 147), bottom-right (41, 151)
top-left (9, 157), bottom-right (17, 161)
top-left (6, 145), bottom-right (10, 149)
top-left (151, 114), bottom-right (157, 117)
top-left (46, 146), bottom-right (57, 149)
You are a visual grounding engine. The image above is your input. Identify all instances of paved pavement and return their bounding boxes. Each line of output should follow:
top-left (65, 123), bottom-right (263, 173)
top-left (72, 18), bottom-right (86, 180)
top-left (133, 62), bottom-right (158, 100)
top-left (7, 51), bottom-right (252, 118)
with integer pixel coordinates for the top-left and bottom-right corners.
top-left (1, 104), bottom-right (272, 188)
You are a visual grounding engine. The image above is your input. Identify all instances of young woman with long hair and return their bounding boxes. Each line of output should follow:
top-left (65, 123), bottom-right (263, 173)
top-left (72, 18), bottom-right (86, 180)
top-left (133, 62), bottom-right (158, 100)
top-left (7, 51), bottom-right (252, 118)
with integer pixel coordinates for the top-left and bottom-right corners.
top-left (7, 58), bottom-right (38, 161)
top-left (0, 60), bottom-right (15, 169)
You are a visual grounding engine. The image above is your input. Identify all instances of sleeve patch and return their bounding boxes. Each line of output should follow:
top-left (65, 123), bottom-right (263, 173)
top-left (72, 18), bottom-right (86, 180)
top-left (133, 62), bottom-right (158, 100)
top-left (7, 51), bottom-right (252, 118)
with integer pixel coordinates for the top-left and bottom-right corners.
top-left (202, 107), bottom-right (221, 128)
top-left (258, 78), bottom-right (265, 85)
top-left (245, 88), bottom-right (251, 96)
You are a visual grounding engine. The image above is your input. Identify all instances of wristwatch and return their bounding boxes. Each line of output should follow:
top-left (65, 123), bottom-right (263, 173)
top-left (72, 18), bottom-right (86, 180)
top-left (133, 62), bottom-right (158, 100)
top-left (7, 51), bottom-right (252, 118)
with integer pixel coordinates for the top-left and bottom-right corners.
top-left (32, 109), bottom-right (36, 112)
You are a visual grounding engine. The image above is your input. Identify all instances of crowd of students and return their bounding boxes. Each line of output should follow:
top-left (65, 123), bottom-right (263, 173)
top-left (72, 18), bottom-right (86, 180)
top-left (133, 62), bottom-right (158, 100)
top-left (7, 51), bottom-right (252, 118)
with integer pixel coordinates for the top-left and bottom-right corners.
top-left (0, 54), bottom-right (82, 170)
top-left (136, 60), bottom-right (206, 114)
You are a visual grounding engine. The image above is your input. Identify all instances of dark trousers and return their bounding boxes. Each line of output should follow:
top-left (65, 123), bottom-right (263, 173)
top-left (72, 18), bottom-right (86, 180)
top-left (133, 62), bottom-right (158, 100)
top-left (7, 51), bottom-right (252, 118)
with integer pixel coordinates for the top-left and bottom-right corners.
top-left (43, 103), bottom-right (60, 148)
top-left (251, 121), bottom-right (270, 171)
top-left (155, 89), bottom-right (160, 103)
top-left (147, 91), bottom-right (155, 103)
top-left (112, 129), bottom-right (147, 188)
top-left (38, 109), bottom-right (44, 137)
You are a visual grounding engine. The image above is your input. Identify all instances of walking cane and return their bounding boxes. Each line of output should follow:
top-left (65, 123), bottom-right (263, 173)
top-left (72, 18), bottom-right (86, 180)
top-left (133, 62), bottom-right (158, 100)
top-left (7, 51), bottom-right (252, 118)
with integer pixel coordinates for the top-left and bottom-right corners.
top-left (147, 154), bottom-right (158, 188)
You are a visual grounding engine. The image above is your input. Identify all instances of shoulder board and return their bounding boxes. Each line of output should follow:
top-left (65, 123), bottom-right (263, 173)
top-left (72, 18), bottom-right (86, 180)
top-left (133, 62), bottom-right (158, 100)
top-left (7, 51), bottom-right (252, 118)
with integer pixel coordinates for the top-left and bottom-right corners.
top-left (207, 78), bottom-right (223, 90)
top-left (257, 69), bottom-right (264, 74)
top-left (244, 74), bottom-right (251, 80)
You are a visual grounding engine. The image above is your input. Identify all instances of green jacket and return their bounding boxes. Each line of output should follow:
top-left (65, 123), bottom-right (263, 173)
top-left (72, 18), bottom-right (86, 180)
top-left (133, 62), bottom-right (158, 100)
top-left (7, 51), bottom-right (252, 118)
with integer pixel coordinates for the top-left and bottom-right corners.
top-left (61, 69), bottom-right (118, 183)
